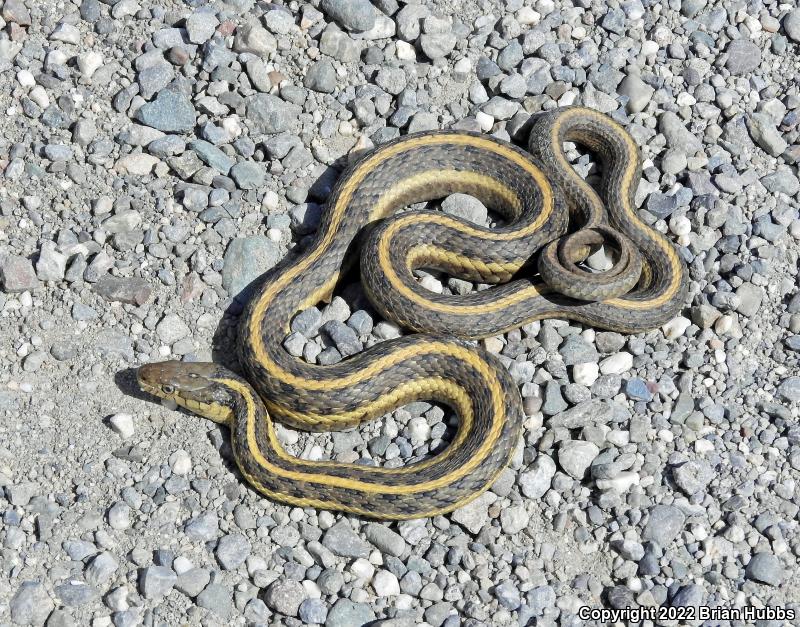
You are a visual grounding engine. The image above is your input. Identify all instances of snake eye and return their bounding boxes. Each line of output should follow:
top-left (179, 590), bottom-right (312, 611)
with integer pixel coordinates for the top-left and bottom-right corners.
top-left (162, 384), bottom-right (175, 395)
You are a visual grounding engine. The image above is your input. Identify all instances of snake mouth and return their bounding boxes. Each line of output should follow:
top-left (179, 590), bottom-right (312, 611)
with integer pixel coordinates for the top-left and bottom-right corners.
top-left (136, 363), bottom-right (172, 399)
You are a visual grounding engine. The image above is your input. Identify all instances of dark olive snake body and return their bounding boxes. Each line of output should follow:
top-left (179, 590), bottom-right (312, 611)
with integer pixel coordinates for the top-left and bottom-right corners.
top-left (137, 106), bottom-right (687, 519)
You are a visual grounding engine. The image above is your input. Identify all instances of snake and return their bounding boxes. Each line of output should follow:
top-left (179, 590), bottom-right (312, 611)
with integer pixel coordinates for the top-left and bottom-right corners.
top-left (137, 106), bottom-right (687, 520)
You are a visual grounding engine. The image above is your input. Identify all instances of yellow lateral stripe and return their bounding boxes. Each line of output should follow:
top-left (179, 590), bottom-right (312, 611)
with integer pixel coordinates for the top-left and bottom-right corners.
top-left (366, 169), bottom-right (549, 239)
top-left (262, 377), bottom-right (475, 474)
top-left (220, 376), bottom-right (506, 494)
top-left (248, 134), bottom-right (554, 385)
top-left (406, 244), bottom-right (523, 278)
top-left (551, 108), bottom-right (683, 308)
top-left (378, 218), bottom-right (543, 315)
top-left (232, 452), bottom-right (503, 519)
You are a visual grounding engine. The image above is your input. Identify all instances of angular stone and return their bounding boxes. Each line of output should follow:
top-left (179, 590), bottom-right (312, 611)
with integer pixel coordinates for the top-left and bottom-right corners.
top-left (189, 139), bottom-right (234, 174)
top-left (196, 582), bottom-right (232, 618)
top-left (35, 241), bottom-right (67, 282)
top-left (558, 440), bottom-right (600, 479)
top-left (320, 0), bottom-right (376, 32)
top-left (745, 552), bottom-right (785, 586)
top-left (234, 23), bottom-right (277, 56)
top-left (321, 521), bottom-right (370, 558)
top-left (10, 581), bottom-right (53, 626)
top-left (326, 599), bottom-right (376, 626)
top-left (549, 400), bottom-right (613, 428)
top-left (230, 161), bottom-right (266, 190)
top-left (215, 533), bottom-right (251, 570)
top-left (134, 89), bottom-right (196, 133)
top-left (642, 505), bottom-right (685, 546)
top-left (672, 460), bottom-right (714, 495)
top-left (1, 255), bottom-right (40, 292)
top-left (222, 236), bottom-right (281, 297)
top-left (246, 94), bottom-right (301, 134)
top-left (138, 566), bottom-right (177, 599)
top-left (451, 491), bottom-right (497, 534)
top-left (93, 275), bottom-right (152, 305)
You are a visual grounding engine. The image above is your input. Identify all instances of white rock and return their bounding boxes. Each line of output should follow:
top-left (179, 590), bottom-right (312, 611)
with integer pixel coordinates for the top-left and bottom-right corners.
top-left (77, 52), bottom-right (104, 79)
top-left (714, 315), bottom-right (733, 335)
top-left (221, 115), bottom-right (242, 138)
top-left (599, 352), bottom-right (633, 375)
top-left (246, 556), bottom-right (267, 578)
top-left (93, 196), bottom-right (114, 216)
top-left (50, 23), bottom-right (81, 44)
top-left (500, 505), bottom-right (530, 534)
top-left (107, 502), bottom-right (130, 530)
top-left (641, 40), bottom-right (659, 56)
top-left (29, 86), bottom-right (50, 108)
top-left (669, 215), bottom-right (691, 236)
top-left (395, 40), bottom-right (416, 61)
top-left (112, 0), bottom-right (140, 18)
top-left (475, 111), bottom-right (494, 131)
top-left (657, 429), bottom-right (674, 442)
top-left (302, 579), bottom-right (322, 599)
top-left (354, 14), bottom-right (395, 40)
top-left (453, 57), bottom-right (471, 80)
top-left (450, 491), bottom-right (497, 534)
top-left (16, 70), bottom-right (35, 87)
top-left (606, 430), bottom-right (629, 446)
top-left (109, 413), bottom-right (135, 439)
top-left (372, 570), bottom-right (400, 597)
top-left (350, 558), bottom-right (374, 580)
top-left (407, 416), bottom-right (430, 443)
top-left (169, 449), bottom-right (192, 475)
top-left (419, 275), bottom-right (442, 293)
top-left (572, 362), bottom-right (599, 386)
top-left (45, 49), bottom-right (68, 69)
top-left (595, 471), bottom-right (640, 492)
top-left (695, 439), bottom-right (714, 454)
top-left (557, 440), bottom-right (600, 479)
top-left (173, 556), bottom-right (194, 575)
top-left (516, 7), bottom-right (541, 25)
top-left (662, 316), bottom-right (691, 340)
top-left (114, 153), bottom-right (162, 176)
top-left (690, 524), bottom-right (708, 541)
top-left (518, 454), bottom-right (557, 498)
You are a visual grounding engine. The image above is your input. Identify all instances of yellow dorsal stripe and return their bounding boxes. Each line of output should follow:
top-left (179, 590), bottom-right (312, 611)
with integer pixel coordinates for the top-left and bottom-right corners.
top-left (220, 373), bottom-right (507, 494)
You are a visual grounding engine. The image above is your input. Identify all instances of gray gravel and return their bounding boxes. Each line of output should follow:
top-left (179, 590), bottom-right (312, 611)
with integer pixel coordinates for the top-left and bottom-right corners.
top-left (1, 0), bottom-right (799, 625)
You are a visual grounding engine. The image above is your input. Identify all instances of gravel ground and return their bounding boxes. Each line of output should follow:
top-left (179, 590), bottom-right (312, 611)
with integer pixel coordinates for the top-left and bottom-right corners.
top-left (1, 0), bottom-right (800, 625)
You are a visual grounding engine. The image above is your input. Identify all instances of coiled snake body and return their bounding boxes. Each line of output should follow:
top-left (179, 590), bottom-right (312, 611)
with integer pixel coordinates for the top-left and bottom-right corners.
top-left (138, 107), bottom-right (687, 519)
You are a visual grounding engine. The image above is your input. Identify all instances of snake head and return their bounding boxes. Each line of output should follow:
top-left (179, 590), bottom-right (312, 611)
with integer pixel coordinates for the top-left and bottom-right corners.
top-left (137, 361), bottom-right (238, 424)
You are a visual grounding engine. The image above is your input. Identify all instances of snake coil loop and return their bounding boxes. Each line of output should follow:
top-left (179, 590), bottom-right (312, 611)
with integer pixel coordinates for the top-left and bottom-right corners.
top-left (538, 224), bottom-right (643, 302)
top-left (137, 106), bottom-right (688, 519)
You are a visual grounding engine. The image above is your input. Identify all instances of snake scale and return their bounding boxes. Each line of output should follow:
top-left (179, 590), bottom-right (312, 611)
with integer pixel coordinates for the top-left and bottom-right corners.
top-left (137, 106), bottom-right (688, 519)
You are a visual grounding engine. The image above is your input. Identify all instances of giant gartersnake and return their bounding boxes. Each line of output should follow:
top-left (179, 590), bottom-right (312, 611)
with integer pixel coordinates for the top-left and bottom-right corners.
top-left (138, 106), bottom-right (687, 519)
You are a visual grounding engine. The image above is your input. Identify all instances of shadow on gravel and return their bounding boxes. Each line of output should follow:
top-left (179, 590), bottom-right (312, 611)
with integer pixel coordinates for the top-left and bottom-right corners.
top-left (113, 366), bottom-right (152, 402)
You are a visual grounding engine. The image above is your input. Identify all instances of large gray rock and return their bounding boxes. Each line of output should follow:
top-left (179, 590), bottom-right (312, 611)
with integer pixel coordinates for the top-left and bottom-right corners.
top-left (10, 581), bottom-right (54, 626)
top-left (321, 520), bottom-right (371, 558)
top-left (642, 504), bottom-right (686, 546)
top-left (745, 552), bottom-right (785, 586)
top-left (557, 440), bottom-right (600, 479)
top-left (134, 89), bottom-right (196, 133)
top-left (264, 579), bottom-right (306, 616)
top-left (245, 94), bottom-right (301, 133)
top-left (138, 566), bottom-right (177, 599)
top-left (320, 0), bottom-right (376, 32)
top-left (1, 255), bottom-right (40, 292)
top-left (725, 39), bottom-right (761, 75)
top-left (222, 236), bottom-right (281, 297)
